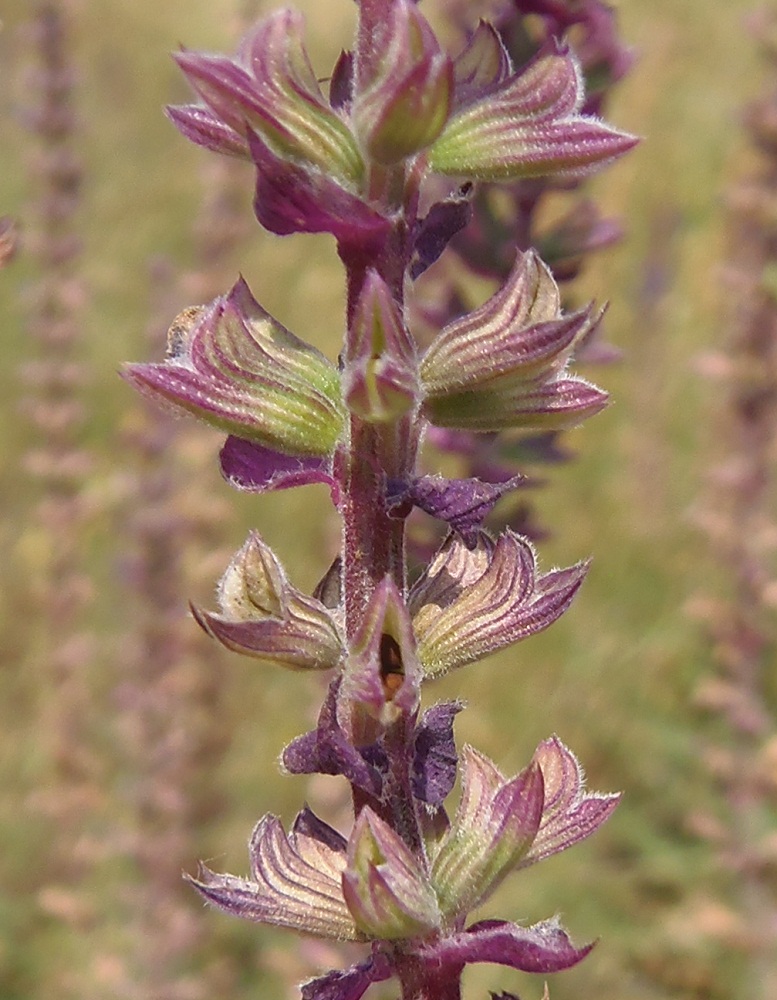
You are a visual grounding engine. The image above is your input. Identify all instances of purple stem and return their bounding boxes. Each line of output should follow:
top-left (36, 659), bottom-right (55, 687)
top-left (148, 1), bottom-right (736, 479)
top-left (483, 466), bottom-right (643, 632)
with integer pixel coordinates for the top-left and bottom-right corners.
top-left (393, 951), bottom-right (463, 1000)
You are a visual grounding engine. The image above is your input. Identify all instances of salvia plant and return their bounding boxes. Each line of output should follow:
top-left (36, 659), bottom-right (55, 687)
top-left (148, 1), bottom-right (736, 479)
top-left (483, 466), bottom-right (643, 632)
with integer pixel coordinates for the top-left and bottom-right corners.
top-left (124, 2), bottom-right (636, 997)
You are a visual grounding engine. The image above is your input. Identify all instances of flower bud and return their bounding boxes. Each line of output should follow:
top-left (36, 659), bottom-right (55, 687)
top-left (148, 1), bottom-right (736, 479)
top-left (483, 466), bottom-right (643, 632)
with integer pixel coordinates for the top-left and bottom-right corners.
top-left (172, 10), bottom-right (364, 185)
top-left (339, 577), bottom-right (421, 744)
top-left (343, 807), bottom-right (441, 940)
top-left (353, 1), bottom-right (453, 165)
top-left (187, 808), bottom-right (357, 941)
top-left (123, 277), bottom-right (344, 458)
top-left (193, 532), bottom-right (345, 671)
top-left (342, 271), bottom-right (420, 423)
top-left (420, 251), bottom-right (608, 432)
top-left (430, 746), bottom-right (543, 919)
top-left (410, 529), bottom-right (588, 678)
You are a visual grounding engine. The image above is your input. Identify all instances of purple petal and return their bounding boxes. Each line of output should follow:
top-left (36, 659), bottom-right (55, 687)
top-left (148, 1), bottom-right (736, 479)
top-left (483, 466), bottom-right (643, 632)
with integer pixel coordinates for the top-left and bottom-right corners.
top-left (173, 49), bottom-right (263, 134)
top-left (301, 952), bottom-right (393, 1000)
top-left (387, 475), bottom-right (524, 546)
top-left (416, 917), bottom-right (593, 974)
top-left (282, 679), bottom-right (385, 797)
top-left (411, 701), bottom-right (463, 806)
top-left (220, 435), bottom-right (337, 498)
top-left (293, 806), bottom-right (348, 854)
top-left (330, 49), bottom-right (354, 110)
top-left (410, 191), bottom-right (473, 279)
top-left (249, 130), bottom-right (390, 245)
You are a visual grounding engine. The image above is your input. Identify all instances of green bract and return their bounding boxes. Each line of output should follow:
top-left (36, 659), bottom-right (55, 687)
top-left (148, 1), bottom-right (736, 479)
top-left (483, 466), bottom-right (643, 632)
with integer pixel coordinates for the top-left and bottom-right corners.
top-left (124, 277), bottom-right (344, 458)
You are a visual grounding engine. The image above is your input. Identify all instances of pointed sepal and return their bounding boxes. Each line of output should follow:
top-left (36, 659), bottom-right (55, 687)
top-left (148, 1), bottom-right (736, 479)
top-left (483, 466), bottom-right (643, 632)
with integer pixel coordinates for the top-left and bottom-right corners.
top-left (186, 809), bottom-right (356, 940)
top-left (411, 530), bottom-right (588, 678)
top-left (430, 746), bottom-right (544, 919)
top-left (352, 1), bottom-right (453, 164)
top-left (343, 807), bottom-right (441, 940)
top-left (166, 103), bottom-right (251, 159)
top-left (192, 532), bottom-right (345, 670)
top-left (520, 735), bottom-right (620, 868)
top-left (123, 278), bottom-right (344, 458)
top-left (428, 43), bottom-right (636, 181)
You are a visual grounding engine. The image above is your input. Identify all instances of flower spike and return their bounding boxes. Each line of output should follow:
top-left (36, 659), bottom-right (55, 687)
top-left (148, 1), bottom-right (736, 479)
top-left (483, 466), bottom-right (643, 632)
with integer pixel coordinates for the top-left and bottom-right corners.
top-left (128, 4), bottom-right (639, 997)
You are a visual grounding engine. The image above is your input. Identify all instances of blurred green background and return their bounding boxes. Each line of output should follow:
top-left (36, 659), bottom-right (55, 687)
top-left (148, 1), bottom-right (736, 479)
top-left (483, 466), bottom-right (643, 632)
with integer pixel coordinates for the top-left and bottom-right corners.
top-left (0, 1), bottom-right (772, 998)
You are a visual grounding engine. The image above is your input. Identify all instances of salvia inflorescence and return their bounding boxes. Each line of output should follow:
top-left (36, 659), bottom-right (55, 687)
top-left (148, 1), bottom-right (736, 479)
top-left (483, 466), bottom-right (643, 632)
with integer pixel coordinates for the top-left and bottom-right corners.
top-left (124, 2), bottom-right (636, 998)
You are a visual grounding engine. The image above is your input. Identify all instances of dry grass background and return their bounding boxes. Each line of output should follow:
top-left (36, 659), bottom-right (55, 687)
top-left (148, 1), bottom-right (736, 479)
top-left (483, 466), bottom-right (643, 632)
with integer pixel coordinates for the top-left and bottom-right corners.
top-left (0, 1), bottom-right (774, 998)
